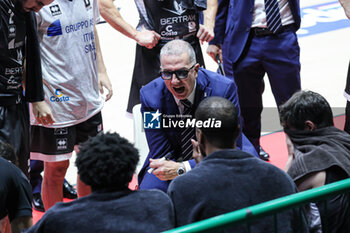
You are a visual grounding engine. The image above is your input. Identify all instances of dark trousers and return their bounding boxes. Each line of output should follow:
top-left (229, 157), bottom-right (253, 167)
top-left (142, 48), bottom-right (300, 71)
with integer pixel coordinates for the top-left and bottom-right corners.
top-left (228, 29), bottom-right (301, 152)
top-left (30, 159), bottom-right (43, 194)
top-left (0, 102), bottom-right (30, 177)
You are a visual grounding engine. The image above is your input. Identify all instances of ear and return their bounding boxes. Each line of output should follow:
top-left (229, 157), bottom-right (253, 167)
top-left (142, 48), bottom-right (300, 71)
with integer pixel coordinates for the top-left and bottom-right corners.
top-left (194, 63), bottom-right (200, 70)
top-left (304, 120), bottom-right (315, 131)
top-left (196, 128), bottom-right (207, 148)
top-left (232, 124), bottom-right (240, 145)
top-left (196, 128), bottom-right (203, 143)
top-left (194, 63), bottom-right (200, 76)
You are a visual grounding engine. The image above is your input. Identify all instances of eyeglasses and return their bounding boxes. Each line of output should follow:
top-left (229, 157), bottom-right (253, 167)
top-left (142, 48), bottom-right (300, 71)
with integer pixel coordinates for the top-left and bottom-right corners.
top-left (161, 64), bottom-right (195, 80)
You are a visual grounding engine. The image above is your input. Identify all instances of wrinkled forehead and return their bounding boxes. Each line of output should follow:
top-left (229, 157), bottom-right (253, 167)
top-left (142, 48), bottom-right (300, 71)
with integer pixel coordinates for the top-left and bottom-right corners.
top-left (160, 53), bottom-right (191, 68)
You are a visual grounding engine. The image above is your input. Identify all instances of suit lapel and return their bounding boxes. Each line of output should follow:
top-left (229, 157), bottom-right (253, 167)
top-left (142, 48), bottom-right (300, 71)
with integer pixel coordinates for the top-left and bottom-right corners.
top-left (164, 90), bottom-right (179, 115)
top-left (194, 69), bottom-right (212, 110)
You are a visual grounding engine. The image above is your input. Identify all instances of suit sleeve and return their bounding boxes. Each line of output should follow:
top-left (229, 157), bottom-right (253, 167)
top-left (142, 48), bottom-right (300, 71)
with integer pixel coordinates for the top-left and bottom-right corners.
top-left (209, 0), bottom-right (229, 45)
top-left (223, 79), bottom-right (241, 118)
top-left (223, 80), bottom-right (243, 148)
top-left (140, 90), bottom-right (174, 166)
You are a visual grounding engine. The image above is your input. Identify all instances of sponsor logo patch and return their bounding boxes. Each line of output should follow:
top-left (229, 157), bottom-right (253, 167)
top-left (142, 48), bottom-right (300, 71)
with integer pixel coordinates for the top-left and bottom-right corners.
top-left (56, 138), bottom-right (67, 150)
top-left (50, 4), bottom-right (61, 16)
top-left (54, 128), bottom-right (68, 135)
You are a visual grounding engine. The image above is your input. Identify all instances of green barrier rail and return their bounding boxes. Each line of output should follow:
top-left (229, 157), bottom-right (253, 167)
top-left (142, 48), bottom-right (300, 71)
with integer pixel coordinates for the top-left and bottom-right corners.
top-left (163, 178), bottom-right (350, 233)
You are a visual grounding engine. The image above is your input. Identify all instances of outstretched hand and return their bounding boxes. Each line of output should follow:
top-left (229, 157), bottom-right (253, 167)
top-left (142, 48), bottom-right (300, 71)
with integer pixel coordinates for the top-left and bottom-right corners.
top-left (149, 158), bottom-right (180, 181)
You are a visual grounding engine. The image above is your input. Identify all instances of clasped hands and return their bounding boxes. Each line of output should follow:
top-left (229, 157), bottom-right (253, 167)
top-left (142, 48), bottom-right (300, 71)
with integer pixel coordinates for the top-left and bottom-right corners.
top-left (137, 23), bottom-right (214, 50)
top-left (149, 139), bottom-right (203, 181)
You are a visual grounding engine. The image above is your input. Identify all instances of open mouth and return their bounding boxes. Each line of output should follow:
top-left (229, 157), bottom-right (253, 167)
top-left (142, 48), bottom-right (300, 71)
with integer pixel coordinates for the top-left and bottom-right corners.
top-left (173, 86), bottom-right (185, 94)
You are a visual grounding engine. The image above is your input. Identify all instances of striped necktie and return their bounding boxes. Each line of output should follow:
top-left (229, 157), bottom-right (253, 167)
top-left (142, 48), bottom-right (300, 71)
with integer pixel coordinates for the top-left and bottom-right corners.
top-left (265, 0), bottom-right (282, 33)
top-left (180, 99), bottom-right (195, 161)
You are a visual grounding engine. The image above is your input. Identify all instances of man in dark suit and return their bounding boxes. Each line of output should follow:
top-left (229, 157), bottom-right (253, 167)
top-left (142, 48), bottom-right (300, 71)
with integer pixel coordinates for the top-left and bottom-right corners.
top-left (207, 0), bottom-right (301, 161)
top-left (138, 39), bottom-right (257, 192)
top-left (168, 97), bottom-right (308, 232)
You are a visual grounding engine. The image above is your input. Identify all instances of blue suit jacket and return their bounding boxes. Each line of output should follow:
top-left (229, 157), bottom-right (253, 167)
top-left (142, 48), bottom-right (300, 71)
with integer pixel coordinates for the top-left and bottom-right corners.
top-left (210, 0), bottom-right (301, 63)
top-left (138, 68), bottom-right (257, 191)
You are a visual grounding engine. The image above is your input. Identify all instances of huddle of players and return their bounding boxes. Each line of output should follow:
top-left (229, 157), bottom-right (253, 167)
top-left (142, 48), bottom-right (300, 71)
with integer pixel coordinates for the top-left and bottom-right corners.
top-left (2, 0), bottom-right (350, 232)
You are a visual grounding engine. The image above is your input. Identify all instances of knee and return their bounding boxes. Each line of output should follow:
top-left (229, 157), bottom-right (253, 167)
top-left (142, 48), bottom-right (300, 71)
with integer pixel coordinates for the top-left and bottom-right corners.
top-left (44, 161), bottom-right (69, 183)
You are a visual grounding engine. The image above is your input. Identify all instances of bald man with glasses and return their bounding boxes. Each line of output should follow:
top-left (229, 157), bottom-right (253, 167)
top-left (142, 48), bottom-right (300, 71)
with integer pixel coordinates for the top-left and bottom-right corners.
top-left (138, 39), bottom-right (258, 192)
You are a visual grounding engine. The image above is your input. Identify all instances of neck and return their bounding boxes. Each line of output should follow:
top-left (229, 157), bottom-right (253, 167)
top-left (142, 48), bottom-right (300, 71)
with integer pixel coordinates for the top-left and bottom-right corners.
top-left (205, 143), bottom-right (236, 156)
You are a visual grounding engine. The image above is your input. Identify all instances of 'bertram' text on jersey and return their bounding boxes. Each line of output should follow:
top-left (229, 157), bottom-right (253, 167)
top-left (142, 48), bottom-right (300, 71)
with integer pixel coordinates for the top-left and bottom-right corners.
top-left (160, 14), bottom-right (195, 25)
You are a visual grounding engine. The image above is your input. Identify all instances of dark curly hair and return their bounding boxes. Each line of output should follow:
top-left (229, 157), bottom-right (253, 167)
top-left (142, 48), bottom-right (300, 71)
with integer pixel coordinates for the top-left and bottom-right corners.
top-left (75, 132), bottom-right (139, 191)
top-left (0, 141), bottom-right (18, 166)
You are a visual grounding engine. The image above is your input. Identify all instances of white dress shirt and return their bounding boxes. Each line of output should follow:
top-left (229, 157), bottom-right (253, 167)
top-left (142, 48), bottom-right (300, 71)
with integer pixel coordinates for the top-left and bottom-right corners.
top-left (252, 0), bottom-right (295, 28)
top-left (172, 82), bottom-right (197, 173)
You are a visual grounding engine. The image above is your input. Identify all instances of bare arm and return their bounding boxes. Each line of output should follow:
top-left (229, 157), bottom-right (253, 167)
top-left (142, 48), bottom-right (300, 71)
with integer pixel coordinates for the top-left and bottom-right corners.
top-left (284, 134), bottom-right (326, 192)
top-left (0, 216), bottom-right (10, 233)
top-left (284, 134), bottom-right (295, 172)
top-left (11, 216), bottom-right (32, 233)
top-left (203, 0), bottom-right (219, 60)
top-left (206, 0), bottom-right (228, 63)
top-left (203, 0), bottom-right (217, 33)
top-left (339, 0), bottom-right (350, 19)
top-left (295, 171), bottom-right (326, 192)
top-left (197, 0), bottom-right (217, 43)
top-left (97, 0), bottom-right (160, 48)
top-left (94, 26), bottom-right (113, 101)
